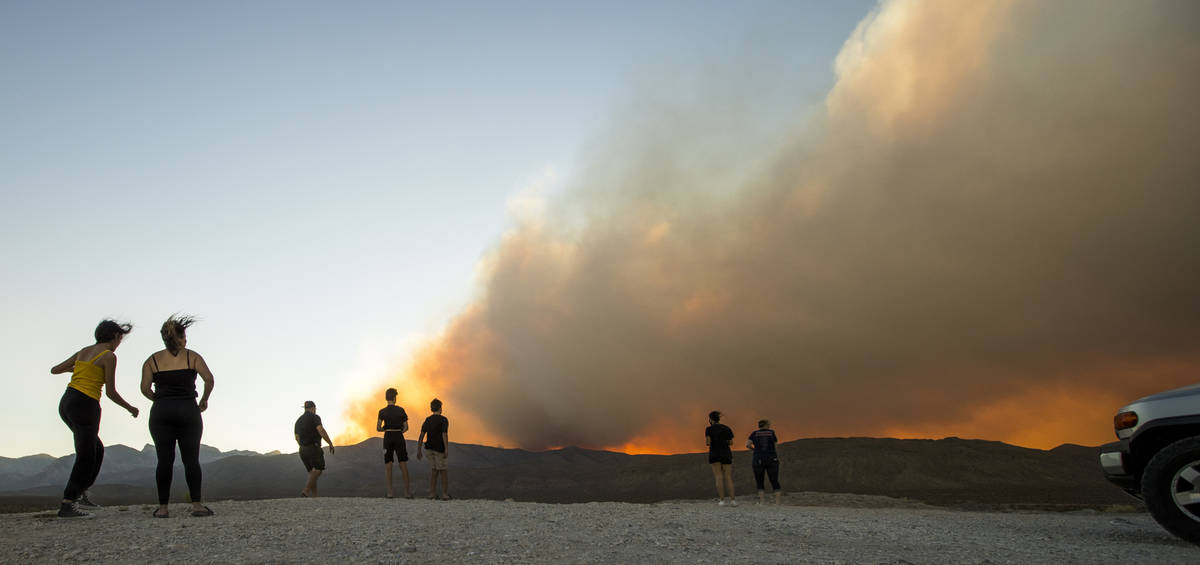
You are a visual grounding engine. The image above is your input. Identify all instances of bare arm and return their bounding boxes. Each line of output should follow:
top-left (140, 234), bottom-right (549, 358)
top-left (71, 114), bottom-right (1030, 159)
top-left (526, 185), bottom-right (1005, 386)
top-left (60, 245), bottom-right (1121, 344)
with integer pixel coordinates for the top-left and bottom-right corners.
top-left (442, 432), bottom-right (449, 458)
top-left (376, 417), bottom-right (385, 433)
top-left (316, 425), bottom-right (334, 454)
top-left (193, 352), bottom-right (214, 412)
top-left (50, 351), bottom-right (78, 374)
top-left (401, 420), bottom-right (409, 434)
top-left (417, 429), bottom-right (426, 459)
top-left (101, 353), bottom-right (139, 417)
top-left (140, 358), bottom-right (155, 402)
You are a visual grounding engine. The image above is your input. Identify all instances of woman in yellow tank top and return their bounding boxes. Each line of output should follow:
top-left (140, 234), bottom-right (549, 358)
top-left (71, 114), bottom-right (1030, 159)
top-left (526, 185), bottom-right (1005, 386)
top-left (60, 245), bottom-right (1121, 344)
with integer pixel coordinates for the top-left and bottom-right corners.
top-left (48, 320), bottom-right (140, 518)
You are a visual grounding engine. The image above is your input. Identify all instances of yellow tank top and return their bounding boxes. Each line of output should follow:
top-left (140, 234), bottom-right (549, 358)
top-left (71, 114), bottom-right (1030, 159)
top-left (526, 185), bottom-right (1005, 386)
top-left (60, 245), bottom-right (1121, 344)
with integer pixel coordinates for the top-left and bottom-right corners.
top-left (68, 350), bottom-right (110, 401)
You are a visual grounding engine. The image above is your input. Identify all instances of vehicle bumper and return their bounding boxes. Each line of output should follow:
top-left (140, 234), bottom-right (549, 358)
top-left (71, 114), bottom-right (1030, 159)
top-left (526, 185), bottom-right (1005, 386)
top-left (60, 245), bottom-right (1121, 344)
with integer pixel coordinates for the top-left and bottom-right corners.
top-left (1099, 439), bottom-right (1141, 496)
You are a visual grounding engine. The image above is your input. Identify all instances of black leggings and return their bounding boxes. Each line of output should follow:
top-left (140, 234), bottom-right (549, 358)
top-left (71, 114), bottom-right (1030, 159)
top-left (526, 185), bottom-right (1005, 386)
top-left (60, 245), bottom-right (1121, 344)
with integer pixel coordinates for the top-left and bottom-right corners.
top-left (59, 388), bottom-right (104, 501)
top-left (149, 398), bottom-right (204, 505)
top-left (753, 456), bottom-right (781, 491)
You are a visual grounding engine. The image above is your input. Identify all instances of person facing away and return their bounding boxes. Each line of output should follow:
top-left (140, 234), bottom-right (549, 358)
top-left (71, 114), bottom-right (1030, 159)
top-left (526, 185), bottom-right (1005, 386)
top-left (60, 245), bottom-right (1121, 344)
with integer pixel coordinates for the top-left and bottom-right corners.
top-left (746, 419), bottom-right (782, 505)
top-left (377, 387), bottom-right (411, 498)
top-left (416, 397), bottom-right (450, 500)
top-left (140, 314), bottom-right (215, 518)
top-left (705, 410), bottom-right (737, 507)
top-left (295, 400), bottom-right (334, 497)
top-left (49, 320), bottom-right (140, 518)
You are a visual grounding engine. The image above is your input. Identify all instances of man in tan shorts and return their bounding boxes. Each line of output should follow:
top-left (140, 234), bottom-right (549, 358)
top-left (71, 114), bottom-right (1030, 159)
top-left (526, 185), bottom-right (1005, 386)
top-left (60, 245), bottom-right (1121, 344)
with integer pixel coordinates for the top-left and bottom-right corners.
top-left (416, 398), bottom-right (450, 500)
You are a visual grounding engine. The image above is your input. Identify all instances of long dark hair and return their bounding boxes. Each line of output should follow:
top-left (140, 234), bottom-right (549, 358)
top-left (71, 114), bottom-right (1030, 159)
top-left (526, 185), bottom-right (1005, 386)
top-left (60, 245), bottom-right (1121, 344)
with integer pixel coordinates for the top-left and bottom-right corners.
top-left (160, 314), bottom-right (197, 355)
top-left (94, 319), bottom-right (133, 343)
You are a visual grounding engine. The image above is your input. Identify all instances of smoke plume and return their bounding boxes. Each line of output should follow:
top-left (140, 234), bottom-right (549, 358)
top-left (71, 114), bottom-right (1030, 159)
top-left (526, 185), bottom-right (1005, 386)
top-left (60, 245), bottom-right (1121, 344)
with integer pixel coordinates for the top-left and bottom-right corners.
top-left (341, 0), bottom-right (1200, 452)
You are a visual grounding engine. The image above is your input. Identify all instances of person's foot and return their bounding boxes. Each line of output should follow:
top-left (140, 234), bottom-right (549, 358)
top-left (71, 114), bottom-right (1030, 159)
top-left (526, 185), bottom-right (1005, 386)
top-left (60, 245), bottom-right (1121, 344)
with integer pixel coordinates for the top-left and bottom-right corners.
top-left (729, 499), bottom-right (738, 507)
top-left (77, 491), bottom-right (101, 508)
top-left (57, 501), bottom-right (93, 519)
top-left (386, 493), bottom-right (395, 499)
top-left (718, 499), bottom-right (727, 506)
top-left (152, 507), bottom-right (169, 518)
top-left (440, 495), bottom-right (451, 501)
top-left (190, 505), bottom-right (214, 517)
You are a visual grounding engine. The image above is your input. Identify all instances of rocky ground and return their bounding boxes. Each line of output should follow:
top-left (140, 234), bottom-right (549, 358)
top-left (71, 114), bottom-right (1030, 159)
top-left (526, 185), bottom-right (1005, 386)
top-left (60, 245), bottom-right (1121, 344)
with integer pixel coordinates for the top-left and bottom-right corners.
top-left (1, 493), bottom-right (1194, 564)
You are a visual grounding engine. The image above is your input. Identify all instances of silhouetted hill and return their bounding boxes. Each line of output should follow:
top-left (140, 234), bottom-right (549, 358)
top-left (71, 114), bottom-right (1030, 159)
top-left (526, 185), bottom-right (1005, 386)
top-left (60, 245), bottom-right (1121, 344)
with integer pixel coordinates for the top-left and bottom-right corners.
top-left (0, 437), bottom-right (1133, 512)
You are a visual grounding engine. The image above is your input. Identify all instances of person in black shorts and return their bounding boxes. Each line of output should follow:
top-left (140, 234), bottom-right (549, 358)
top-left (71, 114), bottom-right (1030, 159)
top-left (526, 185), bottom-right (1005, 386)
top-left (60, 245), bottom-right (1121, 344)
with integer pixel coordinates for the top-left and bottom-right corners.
top-left (295, 400), bottom-right (335, 497)
top-left (705, 411), bottom-right (736, 506)
top-left (746, 419), bottom-right (782, 505)
top-left (139, 315), bottom-right (216, 518)
top-left (376, 387), bottom-right (411, 498)
top-left (417, 398), bottom-right (450, 500)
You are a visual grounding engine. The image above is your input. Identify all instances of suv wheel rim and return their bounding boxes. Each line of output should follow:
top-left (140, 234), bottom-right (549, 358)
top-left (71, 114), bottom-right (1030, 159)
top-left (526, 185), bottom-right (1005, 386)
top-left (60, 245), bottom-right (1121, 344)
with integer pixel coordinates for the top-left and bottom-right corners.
top-left (1171, 459), bottom-right (1200, 521)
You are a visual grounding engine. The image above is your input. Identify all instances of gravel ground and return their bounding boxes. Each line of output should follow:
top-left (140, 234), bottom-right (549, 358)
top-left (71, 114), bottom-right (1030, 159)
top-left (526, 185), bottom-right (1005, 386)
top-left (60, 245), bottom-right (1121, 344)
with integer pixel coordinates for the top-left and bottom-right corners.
top-left (2, 495), bottom-right (1194, 564)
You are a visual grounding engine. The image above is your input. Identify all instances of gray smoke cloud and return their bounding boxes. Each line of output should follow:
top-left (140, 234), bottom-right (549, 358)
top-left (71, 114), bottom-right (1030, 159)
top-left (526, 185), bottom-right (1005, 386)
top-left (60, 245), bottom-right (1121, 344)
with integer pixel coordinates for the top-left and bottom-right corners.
top-left (373, 0), bottom-right (1200, 451)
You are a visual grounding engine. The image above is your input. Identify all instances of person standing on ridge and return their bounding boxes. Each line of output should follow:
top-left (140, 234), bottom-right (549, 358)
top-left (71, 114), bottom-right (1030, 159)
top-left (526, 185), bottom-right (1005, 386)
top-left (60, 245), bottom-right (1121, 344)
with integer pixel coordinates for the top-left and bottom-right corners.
top-left (416, 398), bottom-right (450, 500)
top-left (49, 320), bottom-right (140, 518)
top-left (377, 387), bottom-right (411, 498)
top-left (746, 419), bottom-right (782, 505)
top-left (140, 314), bottom-right (216, 518)
top-left (705, 410), bottom-right (736, 506)
top-left (295, 400), bottom-right (335, 497)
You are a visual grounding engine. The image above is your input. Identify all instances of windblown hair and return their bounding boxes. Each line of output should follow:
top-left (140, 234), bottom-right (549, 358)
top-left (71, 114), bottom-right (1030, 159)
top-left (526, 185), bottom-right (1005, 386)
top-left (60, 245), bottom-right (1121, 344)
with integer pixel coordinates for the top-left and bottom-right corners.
top-left (709, 411), bottom-right (721, 424)
top-left (160, 314), bottom-right (197, 355)
top-left (385, 388), bottom-right (398, 401)
top-left (430, 398), bottom-right (443, 412)
top-left (757, 419), bottom-right (770, 429)
top-left (94, 319), bottom-right (133, 343)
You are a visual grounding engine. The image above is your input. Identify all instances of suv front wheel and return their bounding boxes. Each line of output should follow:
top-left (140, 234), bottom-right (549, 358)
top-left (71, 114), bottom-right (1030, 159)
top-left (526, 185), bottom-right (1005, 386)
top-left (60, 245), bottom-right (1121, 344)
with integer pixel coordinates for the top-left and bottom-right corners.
top-left (1142, 436), bottom-right (1200, 544)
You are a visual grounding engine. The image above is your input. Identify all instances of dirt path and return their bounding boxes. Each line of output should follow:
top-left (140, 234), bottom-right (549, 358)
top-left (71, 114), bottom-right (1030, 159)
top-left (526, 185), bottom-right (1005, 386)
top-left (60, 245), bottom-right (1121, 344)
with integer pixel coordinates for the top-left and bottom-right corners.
top-left (2, 496), bottom-right (1194, 563)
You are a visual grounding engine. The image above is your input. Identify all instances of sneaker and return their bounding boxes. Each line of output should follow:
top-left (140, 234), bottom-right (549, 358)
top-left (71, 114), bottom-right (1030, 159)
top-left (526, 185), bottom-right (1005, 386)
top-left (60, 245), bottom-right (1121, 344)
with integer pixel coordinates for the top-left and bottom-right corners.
top-left (58, 502), bottom-right (93, 519)
top-left (718, 500), bottom-right (727, 507)
top-left (78, 491), bottom-right (101, 508)
top-left (729, 499), bottom-right (738, 507)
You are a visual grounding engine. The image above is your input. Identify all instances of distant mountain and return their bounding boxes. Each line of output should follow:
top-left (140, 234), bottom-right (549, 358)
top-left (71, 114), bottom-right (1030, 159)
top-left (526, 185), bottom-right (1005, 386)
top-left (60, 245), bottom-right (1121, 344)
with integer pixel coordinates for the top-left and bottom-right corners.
top-left (0, 437), bottom-right (1134, 511)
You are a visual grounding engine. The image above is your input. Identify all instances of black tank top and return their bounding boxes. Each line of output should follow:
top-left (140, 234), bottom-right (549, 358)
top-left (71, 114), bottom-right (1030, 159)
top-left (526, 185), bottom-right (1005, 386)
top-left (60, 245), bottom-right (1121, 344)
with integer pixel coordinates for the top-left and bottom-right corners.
top-left (151, 351), bottom-right (198, 400)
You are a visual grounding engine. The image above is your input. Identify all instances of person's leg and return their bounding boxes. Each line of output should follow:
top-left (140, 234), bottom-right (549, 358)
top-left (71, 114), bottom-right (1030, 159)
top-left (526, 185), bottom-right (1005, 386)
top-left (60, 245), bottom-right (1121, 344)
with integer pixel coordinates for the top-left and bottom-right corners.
top-left (767, 459), bottom-right (782, 504)
top-left (177, 403), bottom-right (205, 512)
top-left (399, 461), bottom-right (411, 497)
top-left (385, 461), bottom-right (394, 497)
top-left (710, 462), bottom-right (726, 500)
top-left (429, 465), bottom-right (438, 499)
top-left (60, 392), bottom-right (100, 503)
top-left (440, 469), bottom-right (450, 499)
top-left (753, 458), bottom-right (767, 504)
top-left (721, 464), bottom-right (735, 504)
top-left (85, 437), bottom-right (105, 492)
top-left (305, 469), bottom-right (322, 497)
top-left (150, 412), bottom-right (178, 510)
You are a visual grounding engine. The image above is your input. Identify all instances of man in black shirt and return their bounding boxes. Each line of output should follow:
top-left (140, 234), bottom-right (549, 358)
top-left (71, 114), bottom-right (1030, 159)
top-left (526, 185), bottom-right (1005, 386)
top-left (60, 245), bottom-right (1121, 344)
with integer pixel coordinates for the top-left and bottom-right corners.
top-left (746, 419), bottom-right (782, 505)
top-left (294, 400), bottom-right (334, 498)
top-left (376, 387), bottom-right (411, 498)
top-left (705, 410), bottom-right (736, 506)
top-left (417, 398), bottom-right (450, 500)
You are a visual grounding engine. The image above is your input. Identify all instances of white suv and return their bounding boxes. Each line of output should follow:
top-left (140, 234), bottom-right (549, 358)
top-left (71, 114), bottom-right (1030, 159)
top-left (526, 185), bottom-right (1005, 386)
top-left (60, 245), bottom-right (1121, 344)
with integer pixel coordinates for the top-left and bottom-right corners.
top-left (1100, 383), bottom-right (1200, 543)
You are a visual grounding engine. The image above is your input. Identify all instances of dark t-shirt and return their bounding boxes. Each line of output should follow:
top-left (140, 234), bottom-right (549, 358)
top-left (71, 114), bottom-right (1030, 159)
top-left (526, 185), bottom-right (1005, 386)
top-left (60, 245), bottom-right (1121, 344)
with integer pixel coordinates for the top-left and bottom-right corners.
top-left (705, 424), bottom-right (734, 457)
top-left (378, 405), bottom-right (408, 431)
top-left (421, 414), bottom-right (449, 452)
top-left (295, 412), bottom-right (323, 447)
top-left (748, 428), bottom-right (778, 457)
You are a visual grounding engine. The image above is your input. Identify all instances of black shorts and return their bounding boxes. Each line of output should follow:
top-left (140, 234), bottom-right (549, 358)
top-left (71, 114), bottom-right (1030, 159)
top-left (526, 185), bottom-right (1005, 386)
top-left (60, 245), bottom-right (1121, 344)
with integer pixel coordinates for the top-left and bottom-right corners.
top-left (299, 444), bottom-right (325, 471)
top-left (709, 454), bottom-right (733, 465)
top-left (383, 432), bottom-right (408, 463)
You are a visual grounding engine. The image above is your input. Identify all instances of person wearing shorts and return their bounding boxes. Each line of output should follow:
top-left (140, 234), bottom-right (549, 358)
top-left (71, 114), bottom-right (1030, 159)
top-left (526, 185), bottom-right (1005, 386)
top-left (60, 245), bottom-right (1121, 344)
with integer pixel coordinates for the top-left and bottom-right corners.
top-left (746, 419), bottom-right (782, 505)
top-left (417, 398), bottom-right (450, 500)
top-left (377, 387), bottom-right (411, 498)
top-left (705, 410), bottom-right (736, 506)
top-left (295, 400), bottom-right (334, 497)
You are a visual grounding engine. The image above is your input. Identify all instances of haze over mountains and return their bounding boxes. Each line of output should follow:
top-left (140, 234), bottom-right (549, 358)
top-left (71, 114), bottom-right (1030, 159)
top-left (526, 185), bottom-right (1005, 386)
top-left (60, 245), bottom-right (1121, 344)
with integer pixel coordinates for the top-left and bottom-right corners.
top-left (0, 437), bottom-right (1130, 511)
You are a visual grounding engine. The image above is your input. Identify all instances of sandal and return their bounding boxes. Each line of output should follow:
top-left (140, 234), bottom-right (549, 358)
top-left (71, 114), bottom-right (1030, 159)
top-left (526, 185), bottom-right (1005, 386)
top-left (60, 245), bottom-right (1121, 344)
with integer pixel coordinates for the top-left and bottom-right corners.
top-left (190, 505), bottom-right (214, 517)
top-left (152, 509), bottom-right (169, 518)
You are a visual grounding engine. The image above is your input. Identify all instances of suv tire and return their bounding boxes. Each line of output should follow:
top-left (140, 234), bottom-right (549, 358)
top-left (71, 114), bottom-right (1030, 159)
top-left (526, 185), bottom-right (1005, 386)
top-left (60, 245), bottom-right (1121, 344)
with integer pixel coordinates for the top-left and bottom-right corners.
top-left (1142, 436), bottom-right (1200, 545)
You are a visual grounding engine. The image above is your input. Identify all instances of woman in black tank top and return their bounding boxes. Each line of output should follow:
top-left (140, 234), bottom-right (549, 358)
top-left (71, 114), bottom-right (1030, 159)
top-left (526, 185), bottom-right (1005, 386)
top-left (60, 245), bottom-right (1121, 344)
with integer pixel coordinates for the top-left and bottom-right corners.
top-left (140, 314), bottom-right (215, 518)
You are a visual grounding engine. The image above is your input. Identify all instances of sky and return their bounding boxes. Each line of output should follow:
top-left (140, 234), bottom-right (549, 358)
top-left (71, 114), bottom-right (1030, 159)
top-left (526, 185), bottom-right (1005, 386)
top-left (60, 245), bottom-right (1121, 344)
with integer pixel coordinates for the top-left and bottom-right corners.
top-left (1, 0), bottom-right (877, 458)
